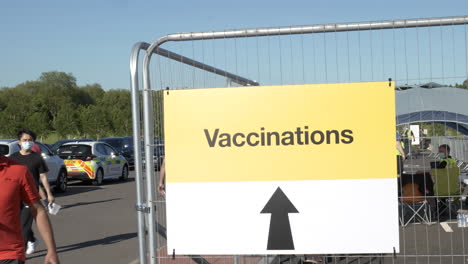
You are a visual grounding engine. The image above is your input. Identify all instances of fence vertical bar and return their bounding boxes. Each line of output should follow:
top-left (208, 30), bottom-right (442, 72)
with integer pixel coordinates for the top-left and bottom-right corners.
top-left (143, 45), bottom-right (159, 264)
top-left (130, 41), bottom-right (150, 264)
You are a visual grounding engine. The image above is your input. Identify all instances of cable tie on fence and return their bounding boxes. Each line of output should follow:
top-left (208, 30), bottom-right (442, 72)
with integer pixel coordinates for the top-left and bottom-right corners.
top-left (166, 86), bottom-right (170, 95)
top-left (172, 249), bottom-right (175, 259)
top-left (388, 78), bottom-right (392, 87)
top-left (393, 247), bottom-right (396, 258)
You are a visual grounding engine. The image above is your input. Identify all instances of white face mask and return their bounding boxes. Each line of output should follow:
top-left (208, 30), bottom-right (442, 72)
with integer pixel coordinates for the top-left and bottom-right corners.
top-left (21, 141), bottom-right (34, 151)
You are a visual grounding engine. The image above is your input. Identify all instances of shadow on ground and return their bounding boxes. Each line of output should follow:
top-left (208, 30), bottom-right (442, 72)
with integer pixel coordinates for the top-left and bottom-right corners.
top-left (61, 198), bottom-right (122, 210)
top-left (28, 232), bottom-right (137, 260)
top-left (54, 177), bottom-right (135, 197)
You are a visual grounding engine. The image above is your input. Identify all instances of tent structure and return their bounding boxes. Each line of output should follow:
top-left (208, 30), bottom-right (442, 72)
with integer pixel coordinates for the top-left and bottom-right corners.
top-left (395, 85), bottom-right (468, 135)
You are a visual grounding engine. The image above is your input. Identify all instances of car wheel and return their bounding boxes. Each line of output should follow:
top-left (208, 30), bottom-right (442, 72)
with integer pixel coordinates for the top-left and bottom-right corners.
top-left (54, 169), bottom-right (68, 193)
top-left (92, 168), bottom-right (104, 186)
top-left (120, 165), bottom-right (129, 181)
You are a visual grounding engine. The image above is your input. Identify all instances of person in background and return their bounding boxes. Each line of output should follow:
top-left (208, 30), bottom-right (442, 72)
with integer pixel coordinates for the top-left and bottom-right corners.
top-left (419, 128), bottom-right (427, 149)
top-left (157, 158), bottom-right (166, 196)
top-left (438, 144), bottom-right (457, 169)
top-left (9, 129), bottom-right (55, 255)
top-left (403, 125), bottom-right (414, 155)
top-left (396, 131), bottom-right (406, 177)
top-left (0, 154), bottom-right (59, 264)
top-left (30, 144), bottom-right (48, 204)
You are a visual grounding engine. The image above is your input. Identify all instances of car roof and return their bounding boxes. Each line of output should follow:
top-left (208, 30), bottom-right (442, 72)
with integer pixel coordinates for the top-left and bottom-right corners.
top-left (0, 139), bottom-right (18, 144)
top-left (60, 141), bottom-right (98, 147)
top-left (57, 138), bottom-right (93, 143)
top-left (100, 136), bottom-right (132, 140)
top-left (60, 141), bottom-right (114, 147)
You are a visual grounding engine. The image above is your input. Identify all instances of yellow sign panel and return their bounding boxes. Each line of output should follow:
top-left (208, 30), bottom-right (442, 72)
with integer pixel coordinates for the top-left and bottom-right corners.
top-left (164, 82), bottom-right (396, 183)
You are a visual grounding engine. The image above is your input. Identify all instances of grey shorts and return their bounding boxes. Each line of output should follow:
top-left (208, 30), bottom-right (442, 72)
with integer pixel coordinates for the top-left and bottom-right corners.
top-left (0, 260), bottom-right (25, 264)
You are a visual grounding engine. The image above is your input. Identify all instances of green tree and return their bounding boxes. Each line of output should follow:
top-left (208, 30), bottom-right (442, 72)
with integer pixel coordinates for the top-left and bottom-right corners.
top-left (420, 123), bottom-right (462, 137)
top-left (455, 79), bottom-right (468, 89)
top-left (80, 84), bottom-right (105, 105)
top-left (54, 105), bottom-right (81, 138)
top-left (0, 88), bottom-right (33, 137)
top-left (26, 111), bottom-right (52, 140)
top-left (37, 72), bottom-right (78, 122)
top-left (0, 72), bottom-right (136, 139)
top-left (100, 90), bottom-right (132, 136)
top-left (78, 105), bottom-right (111, 139)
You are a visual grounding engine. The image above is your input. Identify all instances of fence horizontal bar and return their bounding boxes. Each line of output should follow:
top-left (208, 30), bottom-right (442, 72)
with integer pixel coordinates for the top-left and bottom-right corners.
top-left (160, 16), bottom-right (468, 42)
top-left (155, 47), bottom-right (259, 86)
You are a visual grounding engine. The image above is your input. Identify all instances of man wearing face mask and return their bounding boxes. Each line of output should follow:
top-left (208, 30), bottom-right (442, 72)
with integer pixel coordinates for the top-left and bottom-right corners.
top-left (437, 144), bottom-right (457, 169)
top-left (9, 128), bottom-right (54, 256)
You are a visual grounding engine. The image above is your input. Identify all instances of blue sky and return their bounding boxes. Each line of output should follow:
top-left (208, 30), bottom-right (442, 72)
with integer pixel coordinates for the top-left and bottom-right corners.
top-left (1, 0), bottom-right (467, 90)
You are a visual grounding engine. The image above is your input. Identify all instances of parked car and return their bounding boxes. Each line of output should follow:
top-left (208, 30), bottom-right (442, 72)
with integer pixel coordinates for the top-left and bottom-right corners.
top-left (35, 141), bottom-right (68, 193)
top-left (140, 140), bottom-right (165, 171)
top-left (99, 136), bottom-right (134, 169)
top-left (57, 141), bottom-right (129, 185)
top-left (0, 139), bottom-right (20, 156)
top-left (50, 138), bottom-right (93, 154)
top-left (0, 139), bottom-right (68, 193)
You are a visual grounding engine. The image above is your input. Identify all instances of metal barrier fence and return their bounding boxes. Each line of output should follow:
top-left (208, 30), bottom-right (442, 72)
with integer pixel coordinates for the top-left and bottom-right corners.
top-left (131, 16), bottom-right (468, 264)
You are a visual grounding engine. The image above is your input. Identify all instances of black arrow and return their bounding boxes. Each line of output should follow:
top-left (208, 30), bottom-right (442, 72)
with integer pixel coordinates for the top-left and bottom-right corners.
top-left (261, 187), bottom-right (299, 250)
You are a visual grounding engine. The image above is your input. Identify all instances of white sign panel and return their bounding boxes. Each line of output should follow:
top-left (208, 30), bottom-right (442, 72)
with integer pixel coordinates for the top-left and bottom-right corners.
top-left (164, 82), bottom-right (400, 255)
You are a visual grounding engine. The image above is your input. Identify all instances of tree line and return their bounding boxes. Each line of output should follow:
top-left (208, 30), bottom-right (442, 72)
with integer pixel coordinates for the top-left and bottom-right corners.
top-left (1, 72), bottom-right (467, 141)
top-left (0, 71), bottom-right (133, 140)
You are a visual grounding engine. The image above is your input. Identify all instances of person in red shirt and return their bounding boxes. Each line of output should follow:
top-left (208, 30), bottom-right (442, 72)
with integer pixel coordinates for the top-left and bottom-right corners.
top-left (0, 154), bottom-right (59, 264)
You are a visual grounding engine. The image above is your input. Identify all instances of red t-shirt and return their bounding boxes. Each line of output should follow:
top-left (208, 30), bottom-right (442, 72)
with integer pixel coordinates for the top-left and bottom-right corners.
top-left (0, 155), bottom-right (40, 261)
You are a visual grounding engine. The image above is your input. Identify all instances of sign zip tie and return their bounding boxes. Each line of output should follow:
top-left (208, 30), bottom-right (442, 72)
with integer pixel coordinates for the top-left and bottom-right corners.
top-left (134, 204), bottom-right (150, 213)
top-left (388, 78), bottom-right (392, 87)
top-left (166, 86), bottom-right (170, 95)
top-left (172, 249), bottom-right (175, 259)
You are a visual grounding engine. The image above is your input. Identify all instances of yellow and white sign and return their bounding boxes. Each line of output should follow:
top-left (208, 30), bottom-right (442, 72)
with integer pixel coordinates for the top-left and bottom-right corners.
top-left (164, 82), bottom-right (399, 255)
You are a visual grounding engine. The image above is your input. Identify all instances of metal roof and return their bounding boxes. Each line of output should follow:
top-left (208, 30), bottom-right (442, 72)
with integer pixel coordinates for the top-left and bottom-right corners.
top-left (396, 87), bottom-right (468, 134)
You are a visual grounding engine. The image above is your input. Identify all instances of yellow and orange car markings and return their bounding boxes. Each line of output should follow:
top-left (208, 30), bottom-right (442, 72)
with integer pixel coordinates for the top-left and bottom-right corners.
top-left (64, 160), bottom-right (95, 179)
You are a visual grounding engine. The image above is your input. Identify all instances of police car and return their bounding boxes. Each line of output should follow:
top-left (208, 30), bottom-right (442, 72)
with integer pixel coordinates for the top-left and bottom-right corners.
top-left (56, 141), bottom-right (129, 185)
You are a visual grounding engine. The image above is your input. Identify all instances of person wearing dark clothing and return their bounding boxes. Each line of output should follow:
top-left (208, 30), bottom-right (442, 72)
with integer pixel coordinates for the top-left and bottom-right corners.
top-left (9, 129), bottom-right (54, 256)
top-left (9, 152), bottom-right (48, 191)
top-left (396, 132), bottom-right (406, 176)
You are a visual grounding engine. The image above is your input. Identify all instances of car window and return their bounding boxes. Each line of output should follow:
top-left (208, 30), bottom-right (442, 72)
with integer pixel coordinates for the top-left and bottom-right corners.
top-left (95, 144), bottom-right (108, 155)
top-left (36, 142), bottom-right (52, 155)
top-left (101, 139), bottom-right (123, 149)
top-left (51, 139), bottom-right (93, 152)
top-left (0, 144), bottom-right (9, 155)
top-left (57, 145), bottom-right (92, 157)
top-left (124, 138), bottom-right (133, 147)
top-left (104, 145), bottom-right (116, 155)
top-left (51, 140), bottom-right (71, 151)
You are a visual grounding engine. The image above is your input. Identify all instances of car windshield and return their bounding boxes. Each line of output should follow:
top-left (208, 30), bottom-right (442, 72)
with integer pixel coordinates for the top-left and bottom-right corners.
top-left (50, 141), bottom-right (67, 151)
top-left (101, 139), bottom-right (124, 149)
top-left (0, 144), bottom-right (9, 155)
top-left (57, 144), bottom-right (92, 158)
top-left (51, 139), bottom-right (93, 152)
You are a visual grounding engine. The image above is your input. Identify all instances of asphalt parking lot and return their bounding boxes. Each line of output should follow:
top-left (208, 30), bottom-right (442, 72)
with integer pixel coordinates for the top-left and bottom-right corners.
top-left (24, 170), bottom-right (468, 264)
top-left (27, 172), bottom-right (140, 264)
